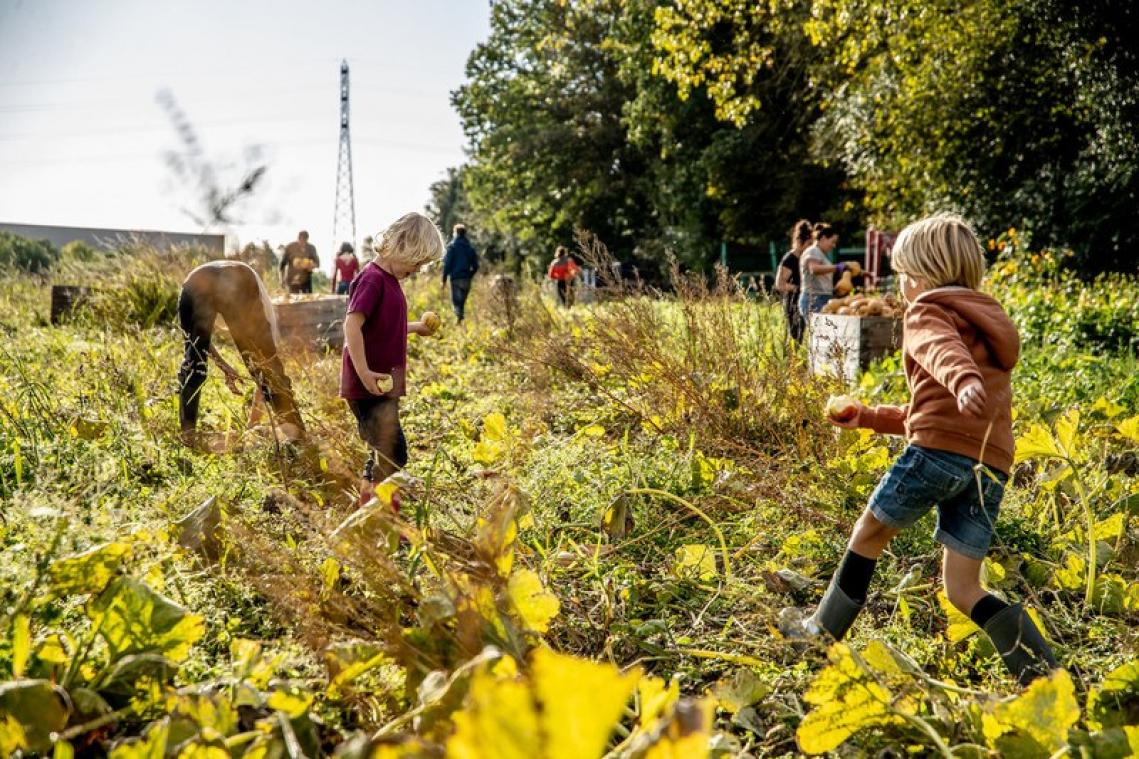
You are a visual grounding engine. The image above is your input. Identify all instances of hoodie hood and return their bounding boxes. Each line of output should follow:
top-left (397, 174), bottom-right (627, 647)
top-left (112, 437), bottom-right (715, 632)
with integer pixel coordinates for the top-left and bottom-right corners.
top-left (915, 287), bottom-right (1020, 370)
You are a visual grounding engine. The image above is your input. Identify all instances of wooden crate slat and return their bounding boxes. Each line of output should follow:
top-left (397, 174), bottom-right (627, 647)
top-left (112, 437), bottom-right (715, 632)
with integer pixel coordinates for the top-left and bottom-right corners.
top-left (808, 313), bottom-right (902, 383)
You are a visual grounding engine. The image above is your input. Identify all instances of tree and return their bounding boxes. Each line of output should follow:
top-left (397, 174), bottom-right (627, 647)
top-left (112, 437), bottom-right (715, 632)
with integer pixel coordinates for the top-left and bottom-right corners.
top-left (425, 166), bottom-right (524, 269)
top-left (642, 0), bottom-right (1139, 268)
top-left (453, 0), bottom-right (658, 264)
top-left (453, 0), bottom-right (858, 270)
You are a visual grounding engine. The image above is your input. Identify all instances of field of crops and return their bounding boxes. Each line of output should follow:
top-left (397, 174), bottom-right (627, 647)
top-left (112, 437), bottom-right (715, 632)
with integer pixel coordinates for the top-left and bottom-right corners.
top-left (2, 242), bottom-right (1139, 757)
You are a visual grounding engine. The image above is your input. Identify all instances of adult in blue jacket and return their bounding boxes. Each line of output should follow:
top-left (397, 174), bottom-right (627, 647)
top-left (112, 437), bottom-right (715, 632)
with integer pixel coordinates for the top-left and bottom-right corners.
top-left (441, 224), bottom-right (480, 322)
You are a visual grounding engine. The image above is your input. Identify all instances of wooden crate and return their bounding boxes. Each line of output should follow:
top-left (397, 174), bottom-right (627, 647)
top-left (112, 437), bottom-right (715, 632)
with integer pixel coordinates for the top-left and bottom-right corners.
top-left (50, 285), bottom-right (93, 324)
top-left (272, 295), bottom-right (347, 351)
top-left (809, 312), bottom-right (902, 382)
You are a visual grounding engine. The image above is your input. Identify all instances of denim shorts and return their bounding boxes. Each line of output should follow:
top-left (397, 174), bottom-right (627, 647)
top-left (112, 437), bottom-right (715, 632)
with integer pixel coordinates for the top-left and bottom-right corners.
top-left (868, 445), bottom-right (1008, 560)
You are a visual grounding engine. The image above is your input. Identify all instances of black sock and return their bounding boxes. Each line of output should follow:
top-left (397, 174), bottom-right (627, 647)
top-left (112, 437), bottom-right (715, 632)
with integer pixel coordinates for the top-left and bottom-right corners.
top-left (969, 594), bottom-right (1010, 627)
top-left (834, 550), bottom-right (877, 603)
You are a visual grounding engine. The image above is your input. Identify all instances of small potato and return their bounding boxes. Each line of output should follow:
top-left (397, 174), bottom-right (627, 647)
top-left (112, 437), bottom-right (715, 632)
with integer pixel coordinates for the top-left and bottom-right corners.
top-left (421, 311), bottom-right (442, 336)
top-left (826, 394), bottom-right (859, 422)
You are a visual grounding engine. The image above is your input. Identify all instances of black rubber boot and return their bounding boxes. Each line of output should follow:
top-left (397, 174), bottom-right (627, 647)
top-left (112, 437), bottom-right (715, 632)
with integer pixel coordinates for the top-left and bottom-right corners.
top-left (780, 578), bottom-right (864, 640)
top-left (982, 603), bottom-right (1057, 686)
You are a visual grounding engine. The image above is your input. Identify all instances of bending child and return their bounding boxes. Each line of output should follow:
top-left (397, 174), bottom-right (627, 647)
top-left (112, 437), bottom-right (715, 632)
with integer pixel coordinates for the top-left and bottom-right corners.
top-left (177, 260), bottom-right (304, 446)
top-left (781, 213), bottom-right (1057, 685)
top-left (341, 213), bottom-right (444, 497)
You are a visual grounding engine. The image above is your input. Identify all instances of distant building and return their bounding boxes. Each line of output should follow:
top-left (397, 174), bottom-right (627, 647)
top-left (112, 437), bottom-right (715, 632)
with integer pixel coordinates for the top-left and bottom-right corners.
top-left (0, 222), bottom-right (226, 254)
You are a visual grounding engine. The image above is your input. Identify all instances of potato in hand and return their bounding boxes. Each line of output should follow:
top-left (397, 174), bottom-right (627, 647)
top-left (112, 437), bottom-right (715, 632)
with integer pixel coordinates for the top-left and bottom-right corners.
top-left (826, 394), bottom-right (859, 423)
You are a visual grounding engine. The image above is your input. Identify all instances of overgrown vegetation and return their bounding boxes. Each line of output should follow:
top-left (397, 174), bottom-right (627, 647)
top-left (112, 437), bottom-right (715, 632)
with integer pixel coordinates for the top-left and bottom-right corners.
top-left (1, 240), bottom-right (1138, 757)
top-left (440, 0), bottom-right (1139, 270)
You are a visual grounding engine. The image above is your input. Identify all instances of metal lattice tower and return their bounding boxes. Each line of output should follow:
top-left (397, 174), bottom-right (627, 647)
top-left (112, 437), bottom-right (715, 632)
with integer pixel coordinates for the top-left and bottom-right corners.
top-left (332, 60), bottom-right (356, 250)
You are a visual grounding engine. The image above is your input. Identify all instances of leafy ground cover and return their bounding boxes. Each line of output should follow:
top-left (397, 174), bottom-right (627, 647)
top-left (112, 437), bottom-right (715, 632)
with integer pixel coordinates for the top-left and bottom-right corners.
top-left (1, 244), bottom-right (1138, 757)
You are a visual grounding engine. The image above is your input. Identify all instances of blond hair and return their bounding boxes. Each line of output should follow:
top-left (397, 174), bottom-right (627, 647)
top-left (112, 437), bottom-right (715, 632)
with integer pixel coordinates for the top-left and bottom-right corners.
top-left (891, 213), bottom-right (986, 290)
top-left (373, 212), bottom-right (444, 267)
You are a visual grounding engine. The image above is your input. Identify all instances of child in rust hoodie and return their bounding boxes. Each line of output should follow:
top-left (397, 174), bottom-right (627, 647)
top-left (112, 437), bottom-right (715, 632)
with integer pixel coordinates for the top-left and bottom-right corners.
top-left (781, 213), bottom-right (1057, 685)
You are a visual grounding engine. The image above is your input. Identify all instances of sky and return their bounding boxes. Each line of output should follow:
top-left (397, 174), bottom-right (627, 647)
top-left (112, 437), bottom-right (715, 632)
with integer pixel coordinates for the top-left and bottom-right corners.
top-left (0, 0), bottom-right (490, 256)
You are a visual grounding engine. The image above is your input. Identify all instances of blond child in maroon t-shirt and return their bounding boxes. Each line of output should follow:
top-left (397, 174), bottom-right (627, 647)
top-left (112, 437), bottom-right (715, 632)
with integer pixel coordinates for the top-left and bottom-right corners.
top-left (341, 213), bottom-right (444, 491)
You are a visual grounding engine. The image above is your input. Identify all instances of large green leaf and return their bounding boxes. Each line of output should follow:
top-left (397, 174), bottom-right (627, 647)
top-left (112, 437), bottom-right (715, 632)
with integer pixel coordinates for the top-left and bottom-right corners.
top-left (0, 679), bottom-right (71, 754)
top-left (87, 577), bottom-right (205, 663)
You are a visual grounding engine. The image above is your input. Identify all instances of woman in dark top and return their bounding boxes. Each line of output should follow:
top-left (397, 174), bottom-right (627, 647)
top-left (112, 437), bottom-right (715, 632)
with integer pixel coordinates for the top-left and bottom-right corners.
top-left (774, 219), bottom-right (812, 342)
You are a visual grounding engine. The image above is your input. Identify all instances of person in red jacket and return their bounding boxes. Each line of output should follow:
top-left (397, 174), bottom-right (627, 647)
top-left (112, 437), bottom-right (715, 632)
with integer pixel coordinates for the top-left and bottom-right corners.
top-left (547, 246), bottom-right (580, 307)
top-left (780, 213), bottom-right (1057, 686)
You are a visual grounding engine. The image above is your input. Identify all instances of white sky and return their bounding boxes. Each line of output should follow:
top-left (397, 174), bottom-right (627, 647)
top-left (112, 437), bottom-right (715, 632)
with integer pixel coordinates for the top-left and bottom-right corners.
top-left (0, 0), bottom-right (490, 256)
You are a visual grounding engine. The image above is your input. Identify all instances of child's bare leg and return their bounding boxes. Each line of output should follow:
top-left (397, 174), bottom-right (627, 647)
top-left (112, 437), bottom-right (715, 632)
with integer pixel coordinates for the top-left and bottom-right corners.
top-left (942, 547), bottom-right (988, 615)
top-left (848, 509), bottom-right (902, 559)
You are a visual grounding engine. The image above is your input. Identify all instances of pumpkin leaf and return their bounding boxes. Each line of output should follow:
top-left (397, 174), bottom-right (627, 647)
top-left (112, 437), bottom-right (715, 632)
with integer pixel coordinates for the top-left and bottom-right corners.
top-left (87, 577), bottom-right (205, 663)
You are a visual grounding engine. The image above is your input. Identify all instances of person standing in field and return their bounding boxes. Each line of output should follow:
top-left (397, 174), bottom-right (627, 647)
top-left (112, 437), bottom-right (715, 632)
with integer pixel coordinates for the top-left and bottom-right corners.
top-left (331, 242), bottom-right (360, 295)
top-left (798, 223), bottom-right (847, 323)
top-left (441, 223), bottom-right (480, 322)
top-left (548, 245), bottom-right (580, 307)
top-left (342, 212), bottom-right (444, 495)
top-left (780, 213), bottom-right (1057, 686)
top-left (774, 219), bottom-right (812, 343)
top-left (280, 230), bottom-right (320, 294)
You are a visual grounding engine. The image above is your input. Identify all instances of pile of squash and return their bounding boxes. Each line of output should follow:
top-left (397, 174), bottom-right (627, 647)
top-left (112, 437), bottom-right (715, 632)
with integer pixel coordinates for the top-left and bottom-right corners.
top-left (821, 293), bottom-right (904, 318)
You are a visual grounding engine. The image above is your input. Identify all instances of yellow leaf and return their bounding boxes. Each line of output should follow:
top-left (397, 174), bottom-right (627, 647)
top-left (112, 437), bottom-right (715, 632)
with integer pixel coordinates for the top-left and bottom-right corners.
top-left (483, 412), bottom-right (508, 442)
top-left (1015, 423), bottom-right (1062, 462)
top-left (1116, 416), bottom-right (1139, 443)
top-left (472, 439), bottom-right (504, 465)
top-left (447, 669), bottom-right (540, 759)
top-left (638, 675), bottom-right (680, 727)
top-left (47, 541), bottom-right (132, 596)
top-left (937, 590), bottom-right (979, 643)
top-left (712, 669), bottom-right (769, 714)
top-left (532, 647), bottom-right (640, 759)
top-left (1094, 513), bottom-right (1125, 542)
top-left (673, 544), bottom-right (717, 582)
top-left (11, 614), bottom-right (30, 678)
top-left (1054, 410), bottom-right (1080, 457)
top-left (1091, 396), bottom-right (1125, 419)
top-left (506, 569), bottom-right (560, 634)
top-left (1053, 554), bottom-right (1085, 591)
top-left (35, 635), bottom-right (70, 666)
top-left (0, 714), bottom-right (28, 756)
top-left (578, 424), bottom-right (606, 437)
top-left (860, 640), bottom-right (907, 676)
top-left (981, 558), bottom-right (1007, 586)
top-left (985, 669), bottom-right (1079, 754)
top-left (319, 558), bottom-right (340, 594)
top-left (266, 688), bottom-right (313, 718)
top-left (797, 643), bottom-right (908, 754)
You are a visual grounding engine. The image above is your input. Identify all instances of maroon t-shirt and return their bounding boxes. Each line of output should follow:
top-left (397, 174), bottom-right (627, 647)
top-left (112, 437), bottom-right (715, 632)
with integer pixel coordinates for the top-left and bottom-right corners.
top-left (339, 262), bottom-right (408, 399)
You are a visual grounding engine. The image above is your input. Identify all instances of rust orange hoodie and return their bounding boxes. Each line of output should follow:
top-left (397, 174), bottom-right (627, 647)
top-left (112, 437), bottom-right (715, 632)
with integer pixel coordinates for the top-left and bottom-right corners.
top-left (859, 287), bottom-right (1019, 473)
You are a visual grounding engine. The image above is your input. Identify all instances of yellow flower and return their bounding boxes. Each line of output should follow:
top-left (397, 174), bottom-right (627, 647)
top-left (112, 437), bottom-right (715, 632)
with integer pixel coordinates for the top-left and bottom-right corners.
top-left (1008, 227), bottom-right (1017, 237)
top-left (988, 239), bottom-right (996, 251)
